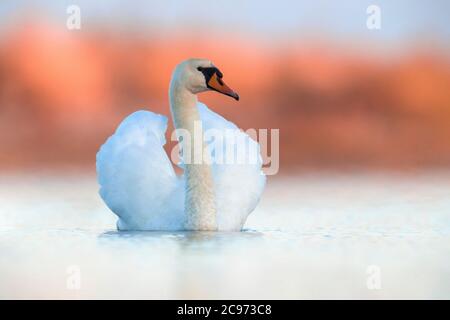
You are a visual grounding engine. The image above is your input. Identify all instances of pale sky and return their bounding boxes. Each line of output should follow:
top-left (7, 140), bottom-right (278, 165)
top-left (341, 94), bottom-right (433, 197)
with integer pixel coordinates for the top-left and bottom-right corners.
top-left (1, 0), bottom-right (449, 44)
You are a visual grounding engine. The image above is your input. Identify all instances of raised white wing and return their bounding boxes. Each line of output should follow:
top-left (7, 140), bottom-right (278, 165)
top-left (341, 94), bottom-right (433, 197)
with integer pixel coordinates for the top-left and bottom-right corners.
top-left (96, 110), bottom-right (184, 230)
top-left (198, 103), bottom-right (266, 231)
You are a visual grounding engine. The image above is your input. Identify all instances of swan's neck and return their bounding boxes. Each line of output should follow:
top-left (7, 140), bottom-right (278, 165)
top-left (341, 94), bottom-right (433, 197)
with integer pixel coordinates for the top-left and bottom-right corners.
top-left (169, 82), bottom-right (217, 230)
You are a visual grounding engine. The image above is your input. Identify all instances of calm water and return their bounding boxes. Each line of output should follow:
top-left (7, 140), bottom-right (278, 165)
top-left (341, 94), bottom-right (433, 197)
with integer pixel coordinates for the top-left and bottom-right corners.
top-left (1, 172), bottom-right (449, 299)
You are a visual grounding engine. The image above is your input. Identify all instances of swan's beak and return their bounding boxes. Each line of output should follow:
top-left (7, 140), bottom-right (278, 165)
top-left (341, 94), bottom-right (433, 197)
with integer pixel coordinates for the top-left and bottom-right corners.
top-left (207, 72), bottom-right (240, 101)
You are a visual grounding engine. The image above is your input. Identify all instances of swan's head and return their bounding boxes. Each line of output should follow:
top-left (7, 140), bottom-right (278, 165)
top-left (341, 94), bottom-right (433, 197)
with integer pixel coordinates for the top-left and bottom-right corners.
top-left (171, 58), bottom-right (239, 101)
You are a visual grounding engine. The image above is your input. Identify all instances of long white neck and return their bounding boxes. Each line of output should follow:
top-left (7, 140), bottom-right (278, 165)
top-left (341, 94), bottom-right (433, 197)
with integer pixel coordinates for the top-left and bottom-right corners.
top-left (169, 80), bottom-right (217, 231)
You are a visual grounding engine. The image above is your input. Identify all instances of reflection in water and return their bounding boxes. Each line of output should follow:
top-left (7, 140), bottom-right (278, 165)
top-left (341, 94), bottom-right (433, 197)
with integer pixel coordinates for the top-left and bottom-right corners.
top-left (99, 230), bottom-right (265, 252)
top-left (0, 173), bottom-right (450, 299)
top-left (100, 230), bottom-right (264, 241)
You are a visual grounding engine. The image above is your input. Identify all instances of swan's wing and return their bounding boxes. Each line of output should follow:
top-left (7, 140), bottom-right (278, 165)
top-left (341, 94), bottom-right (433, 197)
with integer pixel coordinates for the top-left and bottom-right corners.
top-left (96, 110), bottom-right (184, 230)
top-left (198, 103), bottom-right (266, 231)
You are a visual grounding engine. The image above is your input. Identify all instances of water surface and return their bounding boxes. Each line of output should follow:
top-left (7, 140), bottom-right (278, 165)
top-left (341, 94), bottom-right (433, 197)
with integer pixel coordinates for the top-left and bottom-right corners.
top-left (1, 172), bottom-right (449, 299)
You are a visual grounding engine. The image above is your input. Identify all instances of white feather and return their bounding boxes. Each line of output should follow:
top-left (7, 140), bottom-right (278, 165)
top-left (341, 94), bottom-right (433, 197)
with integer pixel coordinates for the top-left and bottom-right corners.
top-left (96, 103), bottom-right (266, 231)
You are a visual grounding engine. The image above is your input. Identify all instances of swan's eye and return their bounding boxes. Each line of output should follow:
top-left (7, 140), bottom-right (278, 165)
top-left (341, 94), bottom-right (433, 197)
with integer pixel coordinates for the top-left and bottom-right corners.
top-left (197, 67), bottom-right (203, 72)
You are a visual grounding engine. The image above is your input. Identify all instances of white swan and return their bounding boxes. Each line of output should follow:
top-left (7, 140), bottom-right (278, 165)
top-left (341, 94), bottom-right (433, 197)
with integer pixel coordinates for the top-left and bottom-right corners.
top-left (96, 58), bottom-right (266, 231)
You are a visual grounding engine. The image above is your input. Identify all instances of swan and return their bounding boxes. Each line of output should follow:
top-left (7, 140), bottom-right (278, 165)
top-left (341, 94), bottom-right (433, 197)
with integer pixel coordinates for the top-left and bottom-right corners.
top-left (96, 58), bottom-right (266, 231)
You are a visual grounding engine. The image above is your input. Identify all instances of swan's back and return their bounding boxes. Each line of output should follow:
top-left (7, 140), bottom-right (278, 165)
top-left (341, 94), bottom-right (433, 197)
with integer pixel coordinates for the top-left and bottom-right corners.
top-left (96, 104), bottom-right (265, 231)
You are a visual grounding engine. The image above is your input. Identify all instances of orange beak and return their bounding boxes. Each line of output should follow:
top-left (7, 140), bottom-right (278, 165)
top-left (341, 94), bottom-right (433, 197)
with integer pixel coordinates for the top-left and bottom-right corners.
top-left (207, 72), bottom-right (239, 101)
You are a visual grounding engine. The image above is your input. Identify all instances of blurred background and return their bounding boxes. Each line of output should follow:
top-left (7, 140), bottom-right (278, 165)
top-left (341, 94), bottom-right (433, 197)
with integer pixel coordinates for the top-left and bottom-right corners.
top-left (1, 0), bottom-right (449, 173)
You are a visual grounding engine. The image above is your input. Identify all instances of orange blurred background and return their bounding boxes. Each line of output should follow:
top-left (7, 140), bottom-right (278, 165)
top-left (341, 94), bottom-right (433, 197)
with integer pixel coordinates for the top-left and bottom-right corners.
top-left (1, 1), bottom-right (449, 173)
